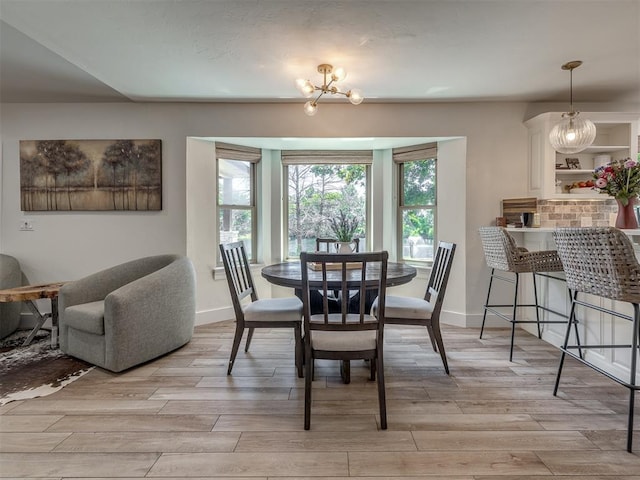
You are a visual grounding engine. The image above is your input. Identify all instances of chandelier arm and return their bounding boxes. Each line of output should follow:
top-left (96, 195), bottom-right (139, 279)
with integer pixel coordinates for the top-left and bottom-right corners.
top-left (324, 78), bottom-right (349, 96)
top-left (324, 77), bottom-right (334, 93)
top-left (313, 90), bottom-right (325, 105)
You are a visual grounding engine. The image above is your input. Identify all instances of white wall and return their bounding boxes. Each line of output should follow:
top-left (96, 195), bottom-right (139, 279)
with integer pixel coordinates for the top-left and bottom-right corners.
top-left (1, 101), bottom-right (531, 326)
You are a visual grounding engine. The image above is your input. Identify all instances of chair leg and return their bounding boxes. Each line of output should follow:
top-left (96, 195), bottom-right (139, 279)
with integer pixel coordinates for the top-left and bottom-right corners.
top-left (430, 323), bottom-right (450, 375)
top-left (480, 269), bottom-right (495, 339)
top-left (626, 303), bottom-right (639, 453)
top-left (369, 357), bottom-right (376, 381)
top-left (294, 324), bottom-right (303, 378)
top-left (376, 350), bottom-right (387, 430)
top-left (244, 327), bottom-right (255, 353)
top-left (304, 345), bottom-right (313, 430)
top-left (340, 360), bottom-right (351, 384)
top-left (227, 324), bottom-right (244, 375)
top-left (554, 291), bottom-right (577, 396)
top-left (426, 325), bottom-right (438, 353)
top-left (532, 272), bottom-right (542, 339)
top-left (565, 288), bottom-right (584, 360)
top-left (509, 273), bottom-right (519, 362)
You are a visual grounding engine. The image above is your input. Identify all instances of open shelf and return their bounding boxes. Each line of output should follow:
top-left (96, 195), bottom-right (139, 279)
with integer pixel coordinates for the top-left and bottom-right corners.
top-left (583, 145), bottom-right (629, 153)
top-left (555, 169), bottom-right (594, 175)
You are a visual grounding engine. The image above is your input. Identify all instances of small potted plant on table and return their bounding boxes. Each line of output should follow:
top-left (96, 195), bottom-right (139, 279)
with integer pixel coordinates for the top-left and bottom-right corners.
top-left (329, 210), bottom-right (359, 253)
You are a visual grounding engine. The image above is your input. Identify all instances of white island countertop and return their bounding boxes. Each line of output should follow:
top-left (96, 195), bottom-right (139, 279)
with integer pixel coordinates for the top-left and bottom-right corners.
top-left (506, 227), bottom-right (640, 236)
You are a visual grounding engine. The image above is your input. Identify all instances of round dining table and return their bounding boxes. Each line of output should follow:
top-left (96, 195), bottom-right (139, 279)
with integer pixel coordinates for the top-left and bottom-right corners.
top-left (261, 261), bottom-right (417, 290)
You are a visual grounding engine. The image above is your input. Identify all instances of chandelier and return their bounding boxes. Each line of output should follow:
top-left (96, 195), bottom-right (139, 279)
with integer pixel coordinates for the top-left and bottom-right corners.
top-left (295, 64), bottom-right (364, 116)
top-left (548, 60), bottom-right (596, 154)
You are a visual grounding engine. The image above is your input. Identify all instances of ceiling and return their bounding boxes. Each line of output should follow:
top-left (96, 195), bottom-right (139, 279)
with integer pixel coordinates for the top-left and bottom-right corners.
top-left (1, 0), bottom-right (639, 106)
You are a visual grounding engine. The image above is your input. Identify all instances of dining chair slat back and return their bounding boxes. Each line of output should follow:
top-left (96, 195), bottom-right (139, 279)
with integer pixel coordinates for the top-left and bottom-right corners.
top-left (300, 250), bottom-right (389, 430)
top-left (222, 242), bottom-right (255, 304)
top-left (311, 256), bottom-right (370, 326)
top-left (219, 241), bottom-right (303, 377)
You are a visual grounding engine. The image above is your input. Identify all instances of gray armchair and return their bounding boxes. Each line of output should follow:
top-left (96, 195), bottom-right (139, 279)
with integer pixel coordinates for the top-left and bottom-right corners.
top-left (58, 254), bottom-right (196, 372)
top-left (0, 254), bottom-right (22, 339)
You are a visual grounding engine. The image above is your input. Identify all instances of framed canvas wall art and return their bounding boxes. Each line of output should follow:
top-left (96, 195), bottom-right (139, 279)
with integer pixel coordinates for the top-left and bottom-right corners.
top-left (19, 139), bottom-right (162, 211)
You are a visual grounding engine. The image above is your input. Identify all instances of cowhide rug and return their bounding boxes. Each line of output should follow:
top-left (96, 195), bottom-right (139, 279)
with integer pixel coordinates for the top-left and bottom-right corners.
top-left (0, 329), bottom-right (93, 405)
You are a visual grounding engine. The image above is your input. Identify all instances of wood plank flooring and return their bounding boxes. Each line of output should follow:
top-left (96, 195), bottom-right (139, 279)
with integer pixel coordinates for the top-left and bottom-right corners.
top-left (2, 320), bottom-right (640, 478)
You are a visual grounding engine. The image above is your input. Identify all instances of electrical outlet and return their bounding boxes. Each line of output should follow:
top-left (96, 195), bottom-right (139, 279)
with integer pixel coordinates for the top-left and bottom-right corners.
top-left (19, 219), bottom-right (34, 231)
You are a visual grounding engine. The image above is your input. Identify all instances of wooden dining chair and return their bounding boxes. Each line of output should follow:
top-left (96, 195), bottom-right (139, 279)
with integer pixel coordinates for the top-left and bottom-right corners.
top-left (300, 250), bottom-right (388, 430)
top-left (219, 241), bottom-right (303, 377)
top-left (315, 237), bottom-right (360, 252)
top-left (372, 241), bottom-right (456, 374)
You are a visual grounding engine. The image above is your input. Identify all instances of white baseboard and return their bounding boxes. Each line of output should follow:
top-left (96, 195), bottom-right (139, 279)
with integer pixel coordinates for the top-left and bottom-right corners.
top-left (445, 311), bottom-right (509, 329)
top-left (196, 307), bottom-right (234, 326)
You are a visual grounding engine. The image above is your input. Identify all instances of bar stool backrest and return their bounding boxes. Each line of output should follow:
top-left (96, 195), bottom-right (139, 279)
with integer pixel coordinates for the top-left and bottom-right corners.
top-left (552, 227), bottom-right (640, 303)
top-left (479, 227), bottom-right (530, 273)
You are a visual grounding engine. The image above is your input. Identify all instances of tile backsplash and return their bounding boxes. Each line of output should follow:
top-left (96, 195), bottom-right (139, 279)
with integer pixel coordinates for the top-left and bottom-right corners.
top-left (537, 199), bottom-right (617, 228)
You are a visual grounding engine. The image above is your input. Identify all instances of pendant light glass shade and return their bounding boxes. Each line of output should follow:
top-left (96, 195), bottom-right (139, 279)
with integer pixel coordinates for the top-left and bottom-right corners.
top-left (548, 60), bottom-right (595, 154)
top-left (549, 112), bottom-right (597, 154)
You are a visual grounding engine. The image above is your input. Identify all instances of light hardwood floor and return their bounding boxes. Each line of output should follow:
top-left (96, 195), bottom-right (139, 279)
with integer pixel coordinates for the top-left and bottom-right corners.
top-left (2, 320), bottom-right (640, 478)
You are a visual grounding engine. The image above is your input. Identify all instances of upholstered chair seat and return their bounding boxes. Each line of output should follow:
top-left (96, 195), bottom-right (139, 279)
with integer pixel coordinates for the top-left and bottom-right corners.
top-left (243, 297), bottom-right (302, 322)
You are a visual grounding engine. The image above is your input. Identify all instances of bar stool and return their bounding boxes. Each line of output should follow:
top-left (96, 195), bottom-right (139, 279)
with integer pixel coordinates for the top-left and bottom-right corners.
top-left (478, 227), bottom-right (567, 361)
top-left (552, 227), bottom-right (640, 452)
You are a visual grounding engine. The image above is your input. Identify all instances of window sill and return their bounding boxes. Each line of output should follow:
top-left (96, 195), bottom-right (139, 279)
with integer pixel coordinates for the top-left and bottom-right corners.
top-left (212, 263), bottom-right (265, 281)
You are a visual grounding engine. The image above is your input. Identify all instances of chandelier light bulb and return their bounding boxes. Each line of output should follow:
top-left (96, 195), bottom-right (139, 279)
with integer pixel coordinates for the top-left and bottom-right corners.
top-left (295, 79), bottom-right (315, 98)
top-left (332, 66), bottom-right (347, 83)
top-left (348, 88), bottom-right (364, 105)
top-left (303, 101), bottom-right (318, 116)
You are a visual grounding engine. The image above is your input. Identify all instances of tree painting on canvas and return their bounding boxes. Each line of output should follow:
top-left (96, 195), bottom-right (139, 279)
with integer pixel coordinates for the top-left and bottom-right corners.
top-left (19, 139), bottom-right (162, 211)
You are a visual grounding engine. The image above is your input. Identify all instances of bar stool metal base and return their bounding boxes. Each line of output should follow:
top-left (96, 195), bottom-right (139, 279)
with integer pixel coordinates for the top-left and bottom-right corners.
top-left (480, 269), bottom-right (572, 361)
top-left (554, 293), bottom-right (639, 453)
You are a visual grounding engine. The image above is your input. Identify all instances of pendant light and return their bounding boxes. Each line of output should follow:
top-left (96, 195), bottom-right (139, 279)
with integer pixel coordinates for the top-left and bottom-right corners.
top-left (548, 60), bottom-right (596, 154)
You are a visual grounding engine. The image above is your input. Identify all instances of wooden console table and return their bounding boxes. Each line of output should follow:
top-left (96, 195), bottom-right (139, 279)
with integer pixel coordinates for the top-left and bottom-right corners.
top-left (0, 282), bottom-right (66, 348)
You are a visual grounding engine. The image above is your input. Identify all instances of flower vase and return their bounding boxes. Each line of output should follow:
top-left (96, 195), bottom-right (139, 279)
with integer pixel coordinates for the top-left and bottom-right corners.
top-left (337, 242), bottom-right (353, 254)
top-left (615, 197), bottom-right (639, 229)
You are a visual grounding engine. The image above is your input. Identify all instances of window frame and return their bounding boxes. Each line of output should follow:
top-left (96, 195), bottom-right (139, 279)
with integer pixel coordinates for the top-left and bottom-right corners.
top-left (216, 143), bottom-right (260, 263)
top-left (282, 150), bottom-right (373, 260)
top-left (395, 143), bottom-right (438, 265)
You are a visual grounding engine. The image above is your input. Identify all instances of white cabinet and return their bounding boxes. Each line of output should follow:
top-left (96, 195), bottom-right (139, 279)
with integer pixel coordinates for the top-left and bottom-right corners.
top-left (525, 112), bottom-right (639, 199)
